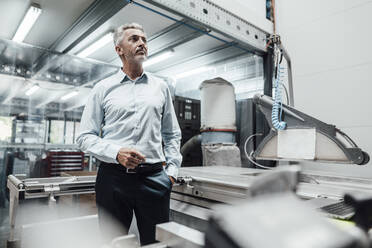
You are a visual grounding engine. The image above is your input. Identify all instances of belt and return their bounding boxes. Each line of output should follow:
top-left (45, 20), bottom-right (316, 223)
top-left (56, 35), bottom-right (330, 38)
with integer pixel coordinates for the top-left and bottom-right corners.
top-left (100, 161), bottom-right (165, 174)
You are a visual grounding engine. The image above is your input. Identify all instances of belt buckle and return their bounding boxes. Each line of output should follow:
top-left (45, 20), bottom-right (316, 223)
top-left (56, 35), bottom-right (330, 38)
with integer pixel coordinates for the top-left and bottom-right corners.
top-left (126, 168), bottom-right (136, 174)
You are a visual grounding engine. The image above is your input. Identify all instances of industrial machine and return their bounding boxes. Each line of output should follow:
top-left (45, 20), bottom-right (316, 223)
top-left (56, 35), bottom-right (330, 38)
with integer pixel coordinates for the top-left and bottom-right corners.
top-left (7, 165), bottom-right (372, 248)
top-left (251, 94), bottom-right (370, 165)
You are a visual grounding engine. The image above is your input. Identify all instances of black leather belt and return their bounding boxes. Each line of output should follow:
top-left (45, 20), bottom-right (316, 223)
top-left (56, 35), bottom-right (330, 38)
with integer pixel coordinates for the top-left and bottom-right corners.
top-left (100, 161), bottom-right (164, 174)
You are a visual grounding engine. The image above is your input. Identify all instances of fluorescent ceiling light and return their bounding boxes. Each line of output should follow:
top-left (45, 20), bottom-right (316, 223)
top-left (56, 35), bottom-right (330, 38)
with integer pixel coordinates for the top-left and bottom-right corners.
top-left (13, 4), bottom-right (42, 43)
top-left (143, 51), bottom-right (173, 68)
top-left (76, 32), bottom-right (113, 58)
top-left (25, 85), bottom-right (40, 96)
top-left (175, 67), bottom-right (215, 79)
top-left (61, 91), bottom-right (79, 101)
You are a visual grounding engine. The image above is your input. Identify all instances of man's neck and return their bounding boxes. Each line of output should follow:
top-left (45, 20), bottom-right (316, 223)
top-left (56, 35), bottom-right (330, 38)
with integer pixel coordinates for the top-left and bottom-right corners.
top-left (122, 62), bottom-right (143, 80)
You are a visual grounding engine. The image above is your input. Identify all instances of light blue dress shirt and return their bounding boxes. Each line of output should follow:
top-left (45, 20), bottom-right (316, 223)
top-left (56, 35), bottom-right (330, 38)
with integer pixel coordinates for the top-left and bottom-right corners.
top-left (76, 70), bottom-right (182, 178)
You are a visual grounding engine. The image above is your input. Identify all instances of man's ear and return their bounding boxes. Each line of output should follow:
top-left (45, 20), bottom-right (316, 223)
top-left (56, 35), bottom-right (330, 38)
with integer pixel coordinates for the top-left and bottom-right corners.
top-left (115, 46), bottom-right (122, 56)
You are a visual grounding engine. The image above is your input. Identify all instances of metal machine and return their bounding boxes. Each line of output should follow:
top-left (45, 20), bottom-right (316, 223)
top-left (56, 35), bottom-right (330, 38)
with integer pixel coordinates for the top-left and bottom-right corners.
top-left (6, 174), bottom-right (96, 247)
top-left (252, 94), bottom-right (370, 165)
top-left (7, 165), bottom-right (372, 248)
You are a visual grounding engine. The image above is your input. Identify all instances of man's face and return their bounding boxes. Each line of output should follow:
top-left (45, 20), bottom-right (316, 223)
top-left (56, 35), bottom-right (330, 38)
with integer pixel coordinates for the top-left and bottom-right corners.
top-left (115, 28), bottom-right (148, 64)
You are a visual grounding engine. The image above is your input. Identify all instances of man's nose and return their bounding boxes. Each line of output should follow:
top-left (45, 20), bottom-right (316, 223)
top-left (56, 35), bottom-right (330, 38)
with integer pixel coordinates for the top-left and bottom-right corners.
top-left (138, 39), bottom-right (146, 46)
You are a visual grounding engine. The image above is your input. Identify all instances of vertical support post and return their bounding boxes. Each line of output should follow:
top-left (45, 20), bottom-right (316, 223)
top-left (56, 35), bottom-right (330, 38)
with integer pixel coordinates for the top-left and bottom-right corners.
top-left (263, 48), bottom-right (274, 97)
top-left (63, 113), bottom-right (67, 144)
top-left (11, 118), bottom-right (16, 143)
top-left (44, 118), bottom-right (48, 144)
top-left (47, 119), bottom-right (51, 143)
top-left (73, 119), bottom-right (76, 144)
top-left (7, 181), bottom-right (20, 246)
top-left (254, 47), bottom-right (276, 168)
top-left (88, 154), bottom-right (93, 172)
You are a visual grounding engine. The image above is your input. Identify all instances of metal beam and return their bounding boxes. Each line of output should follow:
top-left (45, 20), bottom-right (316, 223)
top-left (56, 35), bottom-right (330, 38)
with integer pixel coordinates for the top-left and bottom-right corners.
top-left (132, 0), bottom-right (268, 54)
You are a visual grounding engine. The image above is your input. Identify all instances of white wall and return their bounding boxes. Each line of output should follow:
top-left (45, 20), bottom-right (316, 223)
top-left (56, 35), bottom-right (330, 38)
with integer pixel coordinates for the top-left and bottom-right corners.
top-left (276, 0), bottom-right (372, 177)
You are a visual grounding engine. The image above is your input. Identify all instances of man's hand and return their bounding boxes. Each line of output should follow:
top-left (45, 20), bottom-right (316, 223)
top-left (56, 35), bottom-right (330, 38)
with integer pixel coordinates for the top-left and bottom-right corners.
top-left (117, 148), bottom-right (145, 169)
top-left (169, 176), bottom-right (175, 185)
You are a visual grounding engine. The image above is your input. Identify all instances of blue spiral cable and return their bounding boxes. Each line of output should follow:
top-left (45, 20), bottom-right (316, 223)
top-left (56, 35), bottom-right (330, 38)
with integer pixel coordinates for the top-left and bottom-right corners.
top-left (271, 65), bottom-right (287, 130)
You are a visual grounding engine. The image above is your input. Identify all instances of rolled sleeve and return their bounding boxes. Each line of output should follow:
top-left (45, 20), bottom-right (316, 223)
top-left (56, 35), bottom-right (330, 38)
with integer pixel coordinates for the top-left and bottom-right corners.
top-left (161, 86), bottom-right (182, 178)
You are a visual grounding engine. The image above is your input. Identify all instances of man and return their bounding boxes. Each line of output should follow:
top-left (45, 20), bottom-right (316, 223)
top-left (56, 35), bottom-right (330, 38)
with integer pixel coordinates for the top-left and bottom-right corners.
top-left (76, 23), bottom-right (182, 245)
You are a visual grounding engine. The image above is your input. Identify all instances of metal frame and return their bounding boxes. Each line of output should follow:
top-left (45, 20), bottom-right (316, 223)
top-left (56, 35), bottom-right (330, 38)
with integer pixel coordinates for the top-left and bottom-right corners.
top-left (252, 94), bottom-right (369, 165)
top-left (7, 175), bottom-right (96, 244)
top-left (142, 0), bottom-right (269, 53)
top-left (173, 165), bottom-right (372, 203)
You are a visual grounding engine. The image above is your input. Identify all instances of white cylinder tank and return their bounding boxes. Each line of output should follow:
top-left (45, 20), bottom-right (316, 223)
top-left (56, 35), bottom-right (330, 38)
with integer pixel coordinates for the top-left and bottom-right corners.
top-left (199, 77), bottom-right (236, 131)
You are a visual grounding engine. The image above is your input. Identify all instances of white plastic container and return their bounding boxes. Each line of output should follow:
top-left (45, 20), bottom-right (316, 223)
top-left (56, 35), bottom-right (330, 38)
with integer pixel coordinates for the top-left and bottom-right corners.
top-left (199, 77), bottom-right (236, 131)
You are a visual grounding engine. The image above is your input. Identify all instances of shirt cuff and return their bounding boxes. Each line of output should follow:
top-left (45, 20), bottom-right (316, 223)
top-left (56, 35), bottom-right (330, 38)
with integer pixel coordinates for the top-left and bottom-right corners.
top-left (107, 143), bottom-right (122, 164)
top-left (165, 164), bottom-right (179, 179)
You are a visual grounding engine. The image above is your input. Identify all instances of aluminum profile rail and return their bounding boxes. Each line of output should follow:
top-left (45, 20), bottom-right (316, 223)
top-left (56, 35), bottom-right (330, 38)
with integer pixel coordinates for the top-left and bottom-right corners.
top-left (140, 0), bottom-right (269, 53)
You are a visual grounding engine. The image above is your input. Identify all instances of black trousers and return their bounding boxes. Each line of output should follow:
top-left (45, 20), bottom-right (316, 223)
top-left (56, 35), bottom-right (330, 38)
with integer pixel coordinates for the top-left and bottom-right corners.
top-left (95, 163), bottom-right (172, 245)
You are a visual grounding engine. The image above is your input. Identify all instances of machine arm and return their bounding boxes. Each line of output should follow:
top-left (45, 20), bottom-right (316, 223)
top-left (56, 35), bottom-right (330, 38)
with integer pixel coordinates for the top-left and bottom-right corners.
top-left (252, 94), bottom-right (370, 165)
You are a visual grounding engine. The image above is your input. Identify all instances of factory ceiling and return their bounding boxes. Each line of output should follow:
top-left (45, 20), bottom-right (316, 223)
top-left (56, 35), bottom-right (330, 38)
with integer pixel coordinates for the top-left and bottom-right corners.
top-left (0, 0), bottom-right (260, 119)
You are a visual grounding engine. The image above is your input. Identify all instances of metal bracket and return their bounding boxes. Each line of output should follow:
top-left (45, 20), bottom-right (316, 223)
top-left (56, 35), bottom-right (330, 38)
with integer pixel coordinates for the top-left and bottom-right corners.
top-left (176, 176), bottom-right (194, 189)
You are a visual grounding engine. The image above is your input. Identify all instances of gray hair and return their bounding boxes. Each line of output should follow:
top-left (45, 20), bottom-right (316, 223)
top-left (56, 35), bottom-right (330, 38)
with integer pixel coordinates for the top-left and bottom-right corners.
top-left (113, 23), bottom-right (145, 46)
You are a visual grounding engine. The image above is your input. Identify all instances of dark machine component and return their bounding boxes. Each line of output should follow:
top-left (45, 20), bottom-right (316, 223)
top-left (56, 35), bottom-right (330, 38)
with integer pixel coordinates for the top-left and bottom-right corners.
top-left (173, 96), bottom-right (202, 167)
top-left (236, 99), bottom-right (256, 167)
top-left (236, 99), bottom-right (275, 168)
top-left (180, 134), bottom-right (201, 157)
top-left (1, 150), bottom-right (15, 206)
top-left (344, 193), bottom-right (372, 231)
top-left (252, 94), bottom-right (370, 165)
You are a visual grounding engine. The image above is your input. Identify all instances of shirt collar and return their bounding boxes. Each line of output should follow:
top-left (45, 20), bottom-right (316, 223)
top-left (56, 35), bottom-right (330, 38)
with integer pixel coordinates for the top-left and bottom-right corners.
top-left (120, 69), bottom-right (148, 84)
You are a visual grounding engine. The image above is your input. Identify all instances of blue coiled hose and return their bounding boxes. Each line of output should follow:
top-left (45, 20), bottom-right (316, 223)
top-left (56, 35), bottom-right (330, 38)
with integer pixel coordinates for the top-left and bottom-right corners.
top-left (271, 65), bottom-right (287, 130)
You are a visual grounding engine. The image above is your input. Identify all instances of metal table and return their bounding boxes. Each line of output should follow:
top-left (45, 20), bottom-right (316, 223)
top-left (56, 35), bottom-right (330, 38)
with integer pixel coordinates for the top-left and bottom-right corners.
top-left (7, 175), bottom-right (96, 246)
top-left (170, 166), bottom-right (372, 231)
